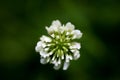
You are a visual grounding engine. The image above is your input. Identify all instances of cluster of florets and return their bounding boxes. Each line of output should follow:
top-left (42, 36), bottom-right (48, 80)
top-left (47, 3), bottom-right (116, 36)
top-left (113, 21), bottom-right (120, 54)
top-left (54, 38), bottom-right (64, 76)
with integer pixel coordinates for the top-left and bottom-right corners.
top-left (35, 20), bottom-right (82, 70)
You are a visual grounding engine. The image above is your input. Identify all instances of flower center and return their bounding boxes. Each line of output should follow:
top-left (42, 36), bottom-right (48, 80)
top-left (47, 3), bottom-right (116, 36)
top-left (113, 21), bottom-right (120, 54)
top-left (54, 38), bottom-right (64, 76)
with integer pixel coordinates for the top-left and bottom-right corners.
top-left (55, 33), bottom-right (69, 47)
top-left (48, 33), bottom-right (71, 59)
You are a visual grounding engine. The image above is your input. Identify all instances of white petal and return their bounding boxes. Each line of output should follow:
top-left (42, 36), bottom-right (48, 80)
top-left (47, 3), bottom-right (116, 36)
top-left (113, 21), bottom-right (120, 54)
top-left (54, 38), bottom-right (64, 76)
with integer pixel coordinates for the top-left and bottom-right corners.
top-left (40, 35), bottom-right (52, 42)
top-left (44, 48), bottom-right (49, 51)
top-left (73, 50), bottom-right (80, 60)
top-left (46, 25), bottom-right (58, 34)
top-left (56, 35), bottom-right (60, 39)
top-left (70, 42), bottom-right (81, 49)
top-left (37, 41), bottom-right (42, 46)
top-left (45, 26), bottom-right (52, 33)
top-left (58, 26), bottom-right (65, 33)
top-left (40, 58), bottom-right (47, 64)
top-left (58, 58), bottom-right (61, 64)
top-left (51, 25), bottom-right (58, 31)
top-left (51, 34), bottom-right (55, 38)
top-left (63, 62), bottom-right (70, 70)
top-left (52, 20), bottom-right (61, 27)
top-left (72, 30), bottom-right (82, 39)
top-left (45, 26), bottom-right (49, 31)
top-left (51, 56), bottom-right (55, 61)
top-left (65, 22), bottom-right (75, 31)
top-left (51, 59), bottom-right (57, 65)
top-left (35, 46), bottom-right (42, 52)
top-left (36, 41), bottom-right (46, 48)
top-left (75, 42), bottom-right (81, 49)
top-left (66, 54), bottom-right (73, 62)
top-left (53, 64), bottom-right (61, 70)
top-left (66, 32), bottom-right (70, 35)
top-left (35, 41), bottom-right (44, 52)
top-left (62, 55), bottom-right (64, 59)
top-left (40, 57), bottom-right (50, 64)
top-left (51, 58), bottom-right (61, 68)
top-left (48, 51), bottom-right (53, 55)
top-left (61, 50), bottom-right (64, 59)
top-left (40, 50), bottom-right (49, 58)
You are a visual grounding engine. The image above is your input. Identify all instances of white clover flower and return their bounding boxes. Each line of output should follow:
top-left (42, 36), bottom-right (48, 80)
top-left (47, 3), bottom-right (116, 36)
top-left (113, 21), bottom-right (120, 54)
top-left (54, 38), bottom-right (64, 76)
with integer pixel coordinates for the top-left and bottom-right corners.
top-left (35, 20), bottom-right (83, 70)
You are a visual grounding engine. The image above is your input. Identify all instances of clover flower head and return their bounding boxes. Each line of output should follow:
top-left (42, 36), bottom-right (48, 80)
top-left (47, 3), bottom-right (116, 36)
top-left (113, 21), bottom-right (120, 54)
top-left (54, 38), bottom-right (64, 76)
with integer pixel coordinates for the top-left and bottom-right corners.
top-left (35, 20), bottom-right (82, 70)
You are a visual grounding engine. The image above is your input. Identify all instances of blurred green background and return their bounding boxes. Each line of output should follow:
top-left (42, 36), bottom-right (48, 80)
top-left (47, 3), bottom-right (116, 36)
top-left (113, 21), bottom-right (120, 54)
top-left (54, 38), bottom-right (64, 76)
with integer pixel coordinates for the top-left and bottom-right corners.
top-left (0, 0), bottom-right (120, 80)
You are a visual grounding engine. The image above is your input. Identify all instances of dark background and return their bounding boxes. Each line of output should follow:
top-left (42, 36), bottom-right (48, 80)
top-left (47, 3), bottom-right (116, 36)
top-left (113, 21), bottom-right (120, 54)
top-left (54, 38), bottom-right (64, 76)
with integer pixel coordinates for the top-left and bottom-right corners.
top-left (0, 0), bottom-right (120, 80)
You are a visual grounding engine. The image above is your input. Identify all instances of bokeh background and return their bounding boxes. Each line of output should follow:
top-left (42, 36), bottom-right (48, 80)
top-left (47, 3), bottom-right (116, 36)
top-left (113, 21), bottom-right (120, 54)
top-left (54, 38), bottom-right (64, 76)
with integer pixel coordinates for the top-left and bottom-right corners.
top-left (0, 0), bottom-right (120, 80)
